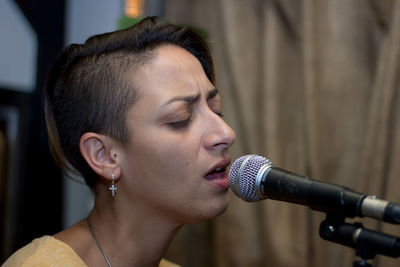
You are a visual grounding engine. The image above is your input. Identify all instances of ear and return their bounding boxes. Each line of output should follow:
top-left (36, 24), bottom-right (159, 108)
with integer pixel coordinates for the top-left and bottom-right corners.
top-left (79, 132), bottom-right (121, 182)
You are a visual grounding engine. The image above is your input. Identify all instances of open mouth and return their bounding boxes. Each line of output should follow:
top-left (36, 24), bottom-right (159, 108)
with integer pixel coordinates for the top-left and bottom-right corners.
top-left (205, 159), bottom-right (231, 181)
top-left (205, 166), bottom-right (227, 179)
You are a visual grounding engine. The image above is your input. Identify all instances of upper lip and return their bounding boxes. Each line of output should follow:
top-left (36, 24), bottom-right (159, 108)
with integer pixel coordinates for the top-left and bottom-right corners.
top-left (205, 158), bottom-right (231, 176)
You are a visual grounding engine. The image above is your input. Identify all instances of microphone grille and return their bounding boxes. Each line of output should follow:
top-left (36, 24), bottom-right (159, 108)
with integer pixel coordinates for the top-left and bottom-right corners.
top-left (228, 154), bottom-right (272, 202)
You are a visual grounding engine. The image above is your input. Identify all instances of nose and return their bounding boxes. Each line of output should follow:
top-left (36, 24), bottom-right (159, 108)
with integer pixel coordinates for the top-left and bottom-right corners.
top-left (203, 111), bottom-right (236, 151)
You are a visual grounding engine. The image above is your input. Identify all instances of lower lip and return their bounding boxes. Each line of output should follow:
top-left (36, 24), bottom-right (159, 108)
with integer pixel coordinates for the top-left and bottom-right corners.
top-left (205, 171), bottom-right (229, 190)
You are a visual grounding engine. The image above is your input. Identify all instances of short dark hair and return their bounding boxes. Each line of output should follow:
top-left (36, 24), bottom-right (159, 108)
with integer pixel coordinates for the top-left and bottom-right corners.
top-left (44, 16), bottom-right (215, 188)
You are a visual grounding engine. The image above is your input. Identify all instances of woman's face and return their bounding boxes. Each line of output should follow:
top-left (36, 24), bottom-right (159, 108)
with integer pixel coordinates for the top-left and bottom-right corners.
top-left (118, 45), bottom-right (236, 224)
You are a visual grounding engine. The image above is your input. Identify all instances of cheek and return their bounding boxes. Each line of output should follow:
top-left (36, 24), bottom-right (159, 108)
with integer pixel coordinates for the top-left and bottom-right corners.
top-left (120, 129), bottom-right (228, 223)
top-left (125, 129), bottom-right (201, 185)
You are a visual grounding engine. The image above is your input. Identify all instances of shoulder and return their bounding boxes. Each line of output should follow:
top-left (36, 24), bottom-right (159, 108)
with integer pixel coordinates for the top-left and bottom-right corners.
top-left (2, 235), bottom-right (87, 267)
top-left (159, 258), bottom-right (181, 267)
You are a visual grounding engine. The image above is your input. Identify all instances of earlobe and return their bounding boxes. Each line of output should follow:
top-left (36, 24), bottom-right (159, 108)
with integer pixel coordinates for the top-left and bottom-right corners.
top-left (79, 132), bottom-right (120, 181)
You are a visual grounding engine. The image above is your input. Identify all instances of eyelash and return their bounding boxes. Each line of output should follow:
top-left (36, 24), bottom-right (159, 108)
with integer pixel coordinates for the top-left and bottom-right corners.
top-left (168, 111), bottom-right (223, 130)
top-left (216, 112), bottom-right (224, 118)
top-left (168, 117), bottom-right (192, 129)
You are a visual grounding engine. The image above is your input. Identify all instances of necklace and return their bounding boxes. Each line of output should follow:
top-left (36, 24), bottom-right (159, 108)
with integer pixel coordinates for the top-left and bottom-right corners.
top-left (87, 218), bottom-right (112, 267)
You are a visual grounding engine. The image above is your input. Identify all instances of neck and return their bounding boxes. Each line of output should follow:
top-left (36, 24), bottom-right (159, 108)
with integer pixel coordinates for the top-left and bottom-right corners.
top-left (87, 193), bottom-right (182, 267)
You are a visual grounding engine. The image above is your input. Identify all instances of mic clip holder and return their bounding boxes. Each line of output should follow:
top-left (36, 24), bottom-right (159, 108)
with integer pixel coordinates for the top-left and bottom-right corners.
top-left (319, 213), bottom-right (400, 267)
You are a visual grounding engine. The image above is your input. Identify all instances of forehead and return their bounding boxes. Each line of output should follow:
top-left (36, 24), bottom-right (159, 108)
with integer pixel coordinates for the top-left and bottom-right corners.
top-left (133, 45), bottom-right (213, 101)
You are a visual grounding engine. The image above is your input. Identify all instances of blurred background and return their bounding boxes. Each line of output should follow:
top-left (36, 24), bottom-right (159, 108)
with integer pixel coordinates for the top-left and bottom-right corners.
top-left (1, 0), bottom-right (400, 266)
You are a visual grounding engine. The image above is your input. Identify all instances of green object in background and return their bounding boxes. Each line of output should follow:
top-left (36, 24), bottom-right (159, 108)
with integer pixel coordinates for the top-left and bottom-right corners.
top-left (118, 16), bottom-right (144, 30)
top-left (117, 16), bottom-right (208, 40)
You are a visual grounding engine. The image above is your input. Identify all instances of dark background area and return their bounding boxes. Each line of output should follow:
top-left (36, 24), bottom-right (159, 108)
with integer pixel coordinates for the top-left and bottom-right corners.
top-left (1, 0), bottom-right (65, 262)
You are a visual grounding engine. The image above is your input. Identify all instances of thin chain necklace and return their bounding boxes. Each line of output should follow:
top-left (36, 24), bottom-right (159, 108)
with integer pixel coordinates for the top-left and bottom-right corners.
top-left (87, 218), bottom-right (112, 267)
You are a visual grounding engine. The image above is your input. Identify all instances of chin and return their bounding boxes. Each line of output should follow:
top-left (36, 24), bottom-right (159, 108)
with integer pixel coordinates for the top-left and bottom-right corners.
top-left (187, 196), bottom-right (230, 224)
top-left (211, 192), bottom-right (230, 215)
top-left (209, 203), bottom-right (229, 219)
top-left (213, 197), bottom-right (230, 217)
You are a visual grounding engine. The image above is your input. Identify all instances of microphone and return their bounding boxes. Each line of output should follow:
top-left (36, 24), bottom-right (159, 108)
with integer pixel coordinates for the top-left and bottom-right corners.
top-left (229, 154), bottom-right (400, 224)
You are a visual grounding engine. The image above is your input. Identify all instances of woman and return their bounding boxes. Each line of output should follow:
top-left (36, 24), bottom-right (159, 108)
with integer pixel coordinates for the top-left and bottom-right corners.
top-left (3, 17), bottom-right (235, 266)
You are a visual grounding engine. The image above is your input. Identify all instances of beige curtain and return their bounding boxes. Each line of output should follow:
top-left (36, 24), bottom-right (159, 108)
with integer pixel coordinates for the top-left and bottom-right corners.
top-left (164, 0), bottom-right (400, 266)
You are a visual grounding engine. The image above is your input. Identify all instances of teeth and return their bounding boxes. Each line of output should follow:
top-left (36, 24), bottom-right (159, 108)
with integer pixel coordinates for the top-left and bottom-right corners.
top-left (215, 167), bottom-right (222, 171)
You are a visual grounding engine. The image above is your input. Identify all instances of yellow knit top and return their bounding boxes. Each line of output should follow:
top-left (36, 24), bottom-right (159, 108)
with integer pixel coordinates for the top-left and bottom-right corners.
top-left (2, 236), bottom-right (180, 267)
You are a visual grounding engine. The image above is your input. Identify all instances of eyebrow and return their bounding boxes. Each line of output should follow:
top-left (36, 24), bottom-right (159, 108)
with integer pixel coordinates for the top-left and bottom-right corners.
top-left (163, 88), bottom-right (219, 106)
top-left (207, 88), bottom-right (219, 100)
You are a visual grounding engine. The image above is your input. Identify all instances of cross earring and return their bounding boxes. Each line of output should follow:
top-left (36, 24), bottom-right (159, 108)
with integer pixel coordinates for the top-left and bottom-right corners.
top-left (109, 173), bottom-right (117, 197)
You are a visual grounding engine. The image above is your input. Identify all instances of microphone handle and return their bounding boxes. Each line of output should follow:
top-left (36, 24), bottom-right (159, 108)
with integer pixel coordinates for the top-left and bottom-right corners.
top-left (385, 203), bottom-right (400, 224)
top-left (260, 167), bottom-right (366, 218)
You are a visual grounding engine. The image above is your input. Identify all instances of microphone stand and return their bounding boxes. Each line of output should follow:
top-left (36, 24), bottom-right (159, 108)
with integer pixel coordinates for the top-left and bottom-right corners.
top-left (319, 213), bottom-right (400, 267)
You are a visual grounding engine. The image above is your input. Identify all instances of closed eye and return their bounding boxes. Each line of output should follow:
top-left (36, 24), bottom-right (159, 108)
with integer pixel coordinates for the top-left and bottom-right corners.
top-left (168, 117), bottom-right (192, 129)
top-left (215, 112), bottom-right (224, 118)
